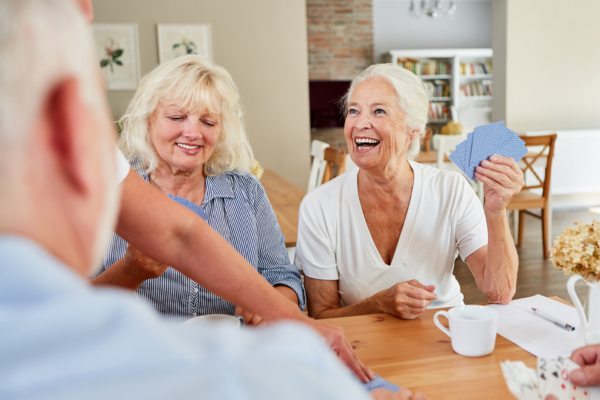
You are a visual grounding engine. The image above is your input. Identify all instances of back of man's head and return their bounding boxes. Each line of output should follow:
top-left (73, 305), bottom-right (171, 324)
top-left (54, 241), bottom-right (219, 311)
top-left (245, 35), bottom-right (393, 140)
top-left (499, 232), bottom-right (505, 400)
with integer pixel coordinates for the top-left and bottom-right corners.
top-left (0, 0), bottom-right (101, 160)
top-left (0, 0), bottom-right (120, 275)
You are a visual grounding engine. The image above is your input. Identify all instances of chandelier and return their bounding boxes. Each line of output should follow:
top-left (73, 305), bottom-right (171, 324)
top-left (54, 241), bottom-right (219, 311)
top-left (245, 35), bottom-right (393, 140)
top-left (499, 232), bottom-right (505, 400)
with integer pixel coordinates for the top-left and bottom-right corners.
top-left (409, 0), bottom-right (457, 19)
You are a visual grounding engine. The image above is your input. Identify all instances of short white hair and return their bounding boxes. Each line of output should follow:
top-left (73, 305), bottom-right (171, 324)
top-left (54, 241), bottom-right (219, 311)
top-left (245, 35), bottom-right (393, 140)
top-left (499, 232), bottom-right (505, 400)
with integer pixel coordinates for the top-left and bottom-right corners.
top-left (0, 0), bottom-right (101, 173)
top-left (342, 64), bottom-right (430, 160)
top-left (0, 0), bottom-right (119, 272)
top-left (118, 55), bottom-right (254, 176)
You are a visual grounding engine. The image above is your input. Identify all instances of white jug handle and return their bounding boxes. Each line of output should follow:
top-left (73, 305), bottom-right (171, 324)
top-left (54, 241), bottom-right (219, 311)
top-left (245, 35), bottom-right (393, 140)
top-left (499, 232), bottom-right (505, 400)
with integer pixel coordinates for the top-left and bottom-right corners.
top-left (434, 310), bottom-right (451, 338)
top-left (567, 274), bottom-right (592, 331)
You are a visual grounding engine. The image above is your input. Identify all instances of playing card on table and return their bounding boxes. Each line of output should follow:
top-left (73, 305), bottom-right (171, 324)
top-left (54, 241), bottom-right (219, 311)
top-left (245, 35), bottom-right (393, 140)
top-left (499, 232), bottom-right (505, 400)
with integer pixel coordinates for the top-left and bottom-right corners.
top-left (363, 375), bottom-right (401, 393)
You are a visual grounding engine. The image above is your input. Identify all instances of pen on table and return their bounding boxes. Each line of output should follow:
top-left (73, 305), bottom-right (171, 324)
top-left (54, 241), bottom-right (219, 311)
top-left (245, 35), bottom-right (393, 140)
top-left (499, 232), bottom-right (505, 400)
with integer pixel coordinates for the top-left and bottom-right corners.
top-left (532, 308), bottom-right (575, 332)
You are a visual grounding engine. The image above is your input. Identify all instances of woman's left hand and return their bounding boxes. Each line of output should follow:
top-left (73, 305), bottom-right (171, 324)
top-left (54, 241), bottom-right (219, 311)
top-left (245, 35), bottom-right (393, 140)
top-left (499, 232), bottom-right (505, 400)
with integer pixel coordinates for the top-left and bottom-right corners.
top-left (475, 155), bottom-right (524, 214)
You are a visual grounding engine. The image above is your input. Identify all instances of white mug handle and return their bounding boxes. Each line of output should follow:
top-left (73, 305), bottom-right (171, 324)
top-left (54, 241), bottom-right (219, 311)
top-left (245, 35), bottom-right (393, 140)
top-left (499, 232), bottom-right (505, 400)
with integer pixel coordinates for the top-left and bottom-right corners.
top-left (434, 310), bottom-right (451, 338)
top-left (567, 274), bottom-right (592, 332)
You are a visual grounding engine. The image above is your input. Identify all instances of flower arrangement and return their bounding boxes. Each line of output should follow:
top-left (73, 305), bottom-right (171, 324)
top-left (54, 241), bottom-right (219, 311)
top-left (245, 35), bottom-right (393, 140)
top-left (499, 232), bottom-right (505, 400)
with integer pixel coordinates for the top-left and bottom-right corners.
top-left (441, 121), bottom-right (463, 136)
top-left (552, 220), bottom-right (600, 281)
top-left (250, 159), bottom-right (264, 180)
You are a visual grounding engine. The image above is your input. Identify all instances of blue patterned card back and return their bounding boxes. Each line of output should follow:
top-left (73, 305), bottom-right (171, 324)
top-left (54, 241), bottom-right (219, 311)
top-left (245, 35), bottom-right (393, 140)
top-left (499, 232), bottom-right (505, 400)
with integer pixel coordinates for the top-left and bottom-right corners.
top-left (496, 134), bottom-right (528, 162)
top-left (364, 375), bottom-right (401, 393)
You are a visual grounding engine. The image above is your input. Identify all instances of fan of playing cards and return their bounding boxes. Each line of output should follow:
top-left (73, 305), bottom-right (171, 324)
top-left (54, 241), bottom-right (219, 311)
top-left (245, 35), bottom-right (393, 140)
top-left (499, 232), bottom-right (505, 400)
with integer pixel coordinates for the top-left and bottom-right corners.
top-left (448, 121), bottom-right (528, 180)
top-left (501, 358), bottom-right (591, 400)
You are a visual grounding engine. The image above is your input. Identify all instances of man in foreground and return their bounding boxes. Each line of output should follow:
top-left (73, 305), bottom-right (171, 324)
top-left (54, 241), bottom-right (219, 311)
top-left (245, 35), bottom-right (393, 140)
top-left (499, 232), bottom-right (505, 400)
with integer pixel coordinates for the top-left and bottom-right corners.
top-left (72, 0), bottom-right (371, 380)
top-left (0, 0), bottom-right (424, 399)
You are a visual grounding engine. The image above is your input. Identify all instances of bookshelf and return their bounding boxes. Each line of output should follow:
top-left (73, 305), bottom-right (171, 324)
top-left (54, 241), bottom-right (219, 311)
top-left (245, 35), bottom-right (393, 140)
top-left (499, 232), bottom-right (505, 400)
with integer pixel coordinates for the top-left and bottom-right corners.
top-left (387, 48), bottom-right (493, 135)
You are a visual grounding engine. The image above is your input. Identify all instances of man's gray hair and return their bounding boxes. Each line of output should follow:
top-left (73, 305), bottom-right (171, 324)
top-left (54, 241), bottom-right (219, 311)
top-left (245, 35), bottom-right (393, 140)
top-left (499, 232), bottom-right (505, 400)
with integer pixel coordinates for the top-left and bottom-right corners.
top-left (342, 64), bottom-right (430, 160)
top-left (0, 0), bottom-right (100, 172)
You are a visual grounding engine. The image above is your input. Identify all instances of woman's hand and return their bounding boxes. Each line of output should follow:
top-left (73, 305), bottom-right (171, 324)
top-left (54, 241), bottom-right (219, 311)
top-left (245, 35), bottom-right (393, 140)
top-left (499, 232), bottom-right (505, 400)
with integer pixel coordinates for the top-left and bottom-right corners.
top-left (372, 388), bottom-right (427, 400)
top-left (233, 305), bottom-right (267, 327)
top-left (474, 155), bottom-right (524, 215)
top-left (122, 244), bottom-right (169, 282)
top-left (376, 280), bottom-right (437, 320)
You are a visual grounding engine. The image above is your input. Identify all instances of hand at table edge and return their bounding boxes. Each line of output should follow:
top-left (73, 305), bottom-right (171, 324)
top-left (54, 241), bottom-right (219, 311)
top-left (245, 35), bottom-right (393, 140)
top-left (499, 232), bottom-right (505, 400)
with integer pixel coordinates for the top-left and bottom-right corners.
top-left (304, 316), bottom-right (375, 383)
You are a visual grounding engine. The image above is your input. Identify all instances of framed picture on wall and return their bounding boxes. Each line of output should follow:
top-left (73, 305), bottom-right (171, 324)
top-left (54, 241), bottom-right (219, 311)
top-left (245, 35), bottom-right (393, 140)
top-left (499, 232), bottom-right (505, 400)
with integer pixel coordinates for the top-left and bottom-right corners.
top-left (157, 24), bottom-right (212, 64)
top-left (92, 23), bottom-right (141, 90)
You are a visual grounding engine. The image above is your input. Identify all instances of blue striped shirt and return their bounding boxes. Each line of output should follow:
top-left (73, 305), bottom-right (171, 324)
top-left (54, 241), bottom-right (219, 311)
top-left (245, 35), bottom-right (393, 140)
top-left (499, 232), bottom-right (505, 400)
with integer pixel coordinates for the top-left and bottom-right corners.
top-left (97, 165), bottom-right (305, 320)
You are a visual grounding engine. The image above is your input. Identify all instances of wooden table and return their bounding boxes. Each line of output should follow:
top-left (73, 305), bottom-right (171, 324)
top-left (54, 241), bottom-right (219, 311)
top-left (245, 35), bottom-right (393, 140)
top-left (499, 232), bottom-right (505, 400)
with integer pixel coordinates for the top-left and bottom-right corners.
top-left (320, 297), bottom-right (571, 400)
top-left (260, 169), bottom-right (306, 247)
top-left (414, 150), bottom-right (450, 164)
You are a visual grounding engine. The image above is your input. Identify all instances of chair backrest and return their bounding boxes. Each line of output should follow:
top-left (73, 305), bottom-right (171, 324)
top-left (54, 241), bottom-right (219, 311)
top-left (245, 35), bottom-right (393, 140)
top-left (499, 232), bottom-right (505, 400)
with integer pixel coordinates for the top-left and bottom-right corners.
top-left (433, 134), bottom-right (467, 170)
top-left (321, 147), bottom-right (347, 184)
top-left (519, 134), bottom-right (557, 198)
top-left (307, 140), bottom-right (330, 191)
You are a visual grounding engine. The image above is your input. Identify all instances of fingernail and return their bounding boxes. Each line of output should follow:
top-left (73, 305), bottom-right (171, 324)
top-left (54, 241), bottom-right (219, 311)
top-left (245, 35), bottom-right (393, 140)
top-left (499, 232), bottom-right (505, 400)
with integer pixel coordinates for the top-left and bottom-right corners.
top-left (571, 369), bottom-right (586, 384)
top-left (481, 160), bottom-right (489, 166)
top-left (490, 156), bottom-right (498, 161)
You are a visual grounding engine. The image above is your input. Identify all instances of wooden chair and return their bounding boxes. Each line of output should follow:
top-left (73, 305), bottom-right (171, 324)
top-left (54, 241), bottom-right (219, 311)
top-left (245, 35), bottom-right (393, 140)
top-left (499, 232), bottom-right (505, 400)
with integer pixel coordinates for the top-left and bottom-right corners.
top-left (506, 134), bottom-right (557, 258)
top-left (307, 140), bottom-right (330, 191)
top-left (321, 147), bottom-right (347, 184)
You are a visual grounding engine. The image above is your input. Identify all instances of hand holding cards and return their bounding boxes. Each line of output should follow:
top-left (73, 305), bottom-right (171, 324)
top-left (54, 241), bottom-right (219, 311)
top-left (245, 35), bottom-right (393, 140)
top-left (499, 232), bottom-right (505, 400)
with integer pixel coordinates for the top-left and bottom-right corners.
top-left (501, 358), bottom-right (591, 400)
top-left (449, 121), bottom-right (527, 180)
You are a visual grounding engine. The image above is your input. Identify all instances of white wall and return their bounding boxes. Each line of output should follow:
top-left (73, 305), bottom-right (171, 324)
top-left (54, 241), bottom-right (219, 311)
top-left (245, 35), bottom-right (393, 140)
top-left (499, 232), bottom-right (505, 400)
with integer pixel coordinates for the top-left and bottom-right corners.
top-left (493, 0), bottom-right (600, 133)
top-left (492, 0), bottom-right (600, 207)
top-left (94, 0), bottom-right (311, 188)
top-left (373, 0), bottom-right (492, 61)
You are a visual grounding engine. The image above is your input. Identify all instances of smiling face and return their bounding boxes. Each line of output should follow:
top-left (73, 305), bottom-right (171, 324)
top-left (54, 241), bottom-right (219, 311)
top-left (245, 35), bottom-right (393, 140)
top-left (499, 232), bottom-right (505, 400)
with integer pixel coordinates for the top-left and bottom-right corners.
top-left (344, 77), bottom-right (419, 173)
top-left (149, 102), bottom-right (221, 175)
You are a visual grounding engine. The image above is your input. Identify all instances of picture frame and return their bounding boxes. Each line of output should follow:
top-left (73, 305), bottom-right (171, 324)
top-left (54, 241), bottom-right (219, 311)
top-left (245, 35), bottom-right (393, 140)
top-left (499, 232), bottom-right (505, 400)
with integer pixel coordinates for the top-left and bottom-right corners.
top-left (92, 23), bottom-right (141, 91)
top-left (157, 24), bottom-right (212, 64)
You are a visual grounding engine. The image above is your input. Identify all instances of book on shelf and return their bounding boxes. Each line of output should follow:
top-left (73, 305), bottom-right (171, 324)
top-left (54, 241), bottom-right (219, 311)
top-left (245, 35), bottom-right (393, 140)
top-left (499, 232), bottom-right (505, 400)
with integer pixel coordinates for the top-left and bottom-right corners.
top-left (424, 80), bottom-right (450, 98)
top-left (459, 80), bottom-right (493, 97)
top-left (460, 62), bottom-right (493, 75)
top-left (429, 101), bottom-right (448, 121)
top-left (397, 58), bottom-right (452, 76)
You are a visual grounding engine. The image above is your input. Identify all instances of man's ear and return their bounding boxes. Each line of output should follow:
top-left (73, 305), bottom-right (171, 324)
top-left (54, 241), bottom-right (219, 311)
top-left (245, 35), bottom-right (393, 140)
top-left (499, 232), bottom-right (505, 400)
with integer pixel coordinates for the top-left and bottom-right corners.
top-left (74, 0), bottom-right (94, 24)
top-left (44, 77), bottom-right (91, 195)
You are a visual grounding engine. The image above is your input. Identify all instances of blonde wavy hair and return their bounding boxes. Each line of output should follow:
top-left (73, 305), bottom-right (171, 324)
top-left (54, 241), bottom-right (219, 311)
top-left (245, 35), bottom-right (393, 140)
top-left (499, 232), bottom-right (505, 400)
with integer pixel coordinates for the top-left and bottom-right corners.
top-left (118, 55), bottom-right (253, 176)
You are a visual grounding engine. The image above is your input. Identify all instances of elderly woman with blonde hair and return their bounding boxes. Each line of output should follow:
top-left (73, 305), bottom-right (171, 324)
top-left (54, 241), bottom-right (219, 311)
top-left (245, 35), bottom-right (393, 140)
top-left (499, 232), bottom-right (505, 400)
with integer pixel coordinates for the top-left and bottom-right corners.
top-left (296, 64), bottom-right (524, 320)
top-left (91, 55), bottom-right (304, 325)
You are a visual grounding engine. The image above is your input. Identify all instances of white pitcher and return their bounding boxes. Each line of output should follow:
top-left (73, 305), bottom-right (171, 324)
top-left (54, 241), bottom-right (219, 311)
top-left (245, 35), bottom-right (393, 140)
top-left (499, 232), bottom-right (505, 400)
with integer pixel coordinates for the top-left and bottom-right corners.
top-left (567, 274), bottom-right (600, 348)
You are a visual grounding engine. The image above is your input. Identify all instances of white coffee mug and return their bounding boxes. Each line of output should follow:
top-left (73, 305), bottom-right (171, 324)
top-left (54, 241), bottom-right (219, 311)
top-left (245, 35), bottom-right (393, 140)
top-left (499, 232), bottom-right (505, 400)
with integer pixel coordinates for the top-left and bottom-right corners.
top-left (433, 305), bottom-right (498, 357)
top-left (183, 314), bottom-right (245, 330)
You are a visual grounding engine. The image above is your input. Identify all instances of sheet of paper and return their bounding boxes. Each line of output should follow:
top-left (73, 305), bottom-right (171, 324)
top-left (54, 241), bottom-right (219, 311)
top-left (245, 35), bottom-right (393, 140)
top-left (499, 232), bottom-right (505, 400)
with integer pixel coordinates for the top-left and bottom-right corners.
top-left (486, 295), bottom-right (580, 359)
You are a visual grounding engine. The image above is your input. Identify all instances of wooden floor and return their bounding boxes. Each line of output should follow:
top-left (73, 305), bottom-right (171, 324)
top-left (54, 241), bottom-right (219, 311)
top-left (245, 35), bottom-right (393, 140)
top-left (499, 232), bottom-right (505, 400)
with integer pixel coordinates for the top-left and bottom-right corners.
top-left (455, 209), bottom-right (600, 304)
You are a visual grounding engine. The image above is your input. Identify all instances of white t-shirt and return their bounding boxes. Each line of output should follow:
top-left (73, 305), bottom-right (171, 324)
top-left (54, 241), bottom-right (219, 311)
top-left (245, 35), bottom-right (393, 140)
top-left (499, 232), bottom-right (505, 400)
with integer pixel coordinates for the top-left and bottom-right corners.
top-left (295, 160), bottom-right (488, 309)
top-left (116, 148), bottom-right (130, 184)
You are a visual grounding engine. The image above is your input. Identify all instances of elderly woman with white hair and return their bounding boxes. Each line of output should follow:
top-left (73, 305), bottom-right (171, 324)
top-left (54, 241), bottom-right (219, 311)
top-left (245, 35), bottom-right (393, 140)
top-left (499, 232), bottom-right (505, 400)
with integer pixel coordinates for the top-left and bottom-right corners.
top-left (296, 64), bottom-right (523, 320)
top-left (91, 55), bottom-right (304, 325)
